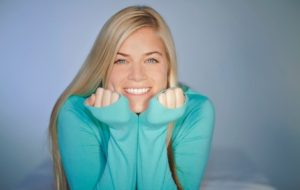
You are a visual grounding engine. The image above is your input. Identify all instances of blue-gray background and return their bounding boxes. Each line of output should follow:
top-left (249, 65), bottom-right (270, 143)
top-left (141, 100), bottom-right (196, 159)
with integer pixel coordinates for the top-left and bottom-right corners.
top-left (0, 0), bottom-right (299, 189)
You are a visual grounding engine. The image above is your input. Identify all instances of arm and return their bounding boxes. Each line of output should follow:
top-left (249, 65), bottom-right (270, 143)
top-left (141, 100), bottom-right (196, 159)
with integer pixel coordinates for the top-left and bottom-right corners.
top-left (136, 91), bottom-right (215, 190)
top-left (173, 98), bottom-right (215, 190)
top-left (136, 90), bottom-right (187, 190)
top-left (137, 123), bottom-right (177, 190)
top-left (57, 96), bottom-right (138, 190)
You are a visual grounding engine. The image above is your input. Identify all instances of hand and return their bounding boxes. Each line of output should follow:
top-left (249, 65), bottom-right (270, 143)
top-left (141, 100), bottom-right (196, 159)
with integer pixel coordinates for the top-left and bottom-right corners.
top-left (85, 88), bottom-right (119, 107)
top-left (158, 87), bottom-right (185, 109)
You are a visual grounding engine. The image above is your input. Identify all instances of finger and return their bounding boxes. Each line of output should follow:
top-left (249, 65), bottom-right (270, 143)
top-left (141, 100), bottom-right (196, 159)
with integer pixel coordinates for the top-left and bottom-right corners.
top-left (94, 88), bottom-right (104, 107)
top-left (90, 94), bottom-right (96, 106)
top-left (86, 94), bottom-right (95, 106)
top-left (84, 97), bottom-right (91, 106)
top-left (175, 88), bottom-right (185, 108)
top-left (158, 93), bottom-right (167, 107)
top-left (111, 92), bottom-right (119, 104)
top-left (166, 89), bottom-right (176, 109)
top-left (102, 89), bottom-right (112, 107)
top-left (85, 94), bottom-right (93, 106)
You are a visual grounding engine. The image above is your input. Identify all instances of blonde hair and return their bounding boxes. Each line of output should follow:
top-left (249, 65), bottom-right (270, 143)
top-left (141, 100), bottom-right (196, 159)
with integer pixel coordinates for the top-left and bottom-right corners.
top-left (49, 5), bottom-right (181, 190)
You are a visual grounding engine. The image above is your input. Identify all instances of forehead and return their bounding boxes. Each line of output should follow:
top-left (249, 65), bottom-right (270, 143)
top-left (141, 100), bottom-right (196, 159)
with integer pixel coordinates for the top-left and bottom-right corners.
top-left (118, 27), bottom-right (165, 54)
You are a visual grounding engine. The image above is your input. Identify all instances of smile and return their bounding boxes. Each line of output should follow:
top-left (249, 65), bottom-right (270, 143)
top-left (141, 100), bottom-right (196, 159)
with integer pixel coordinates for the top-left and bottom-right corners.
top-left (124, 88), bottom-right (150, 95)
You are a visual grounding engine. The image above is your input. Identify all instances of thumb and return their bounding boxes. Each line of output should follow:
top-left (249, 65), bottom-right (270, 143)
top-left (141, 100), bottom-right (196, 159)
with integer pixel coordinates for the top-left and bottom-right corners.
top-left (85, 94), bottom-right (96, 106)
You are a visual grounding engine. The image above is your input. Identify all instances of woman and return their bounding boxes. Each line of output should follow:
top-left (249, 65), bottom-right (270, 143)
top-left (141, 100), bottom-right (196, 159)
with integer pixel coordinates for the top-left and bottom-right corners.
top-left (49, 5), bottom-right (215, 190)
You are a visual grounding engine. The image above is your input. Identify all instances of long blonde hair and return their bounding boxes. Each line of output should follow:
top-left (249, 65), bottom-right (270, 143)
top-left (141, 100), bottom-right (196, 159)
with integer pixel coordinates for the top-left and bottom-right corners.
top-left (49, 5), bottom-right (181, 190)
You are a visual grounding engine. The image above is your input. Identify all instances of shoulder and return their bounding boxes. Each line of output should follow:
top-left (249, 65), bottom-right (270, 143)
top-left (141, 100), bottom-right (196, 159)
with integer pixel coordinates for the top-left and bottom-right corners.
top-left (173, 85), bottom-right (215, 139)
top-left (59, 95), bottom-right (86, 115)
top-left (60, 95), bottom-right (86, 110)
top-left (184, 87), bottom-right (215, 118)
top-left (57, 95), bottom-right (94, 126)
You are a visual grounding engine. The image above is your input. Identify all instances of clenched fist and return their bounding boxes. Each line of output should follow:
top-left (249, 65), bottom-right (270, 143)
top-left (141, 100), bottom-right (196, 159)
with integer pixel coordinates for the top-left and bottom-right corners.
top-left (85, 88), bottom-right (119, 107)
top-left (158, 87), bottom-right (185, 109)
top-left (85, 87), bottom-right (185, 110)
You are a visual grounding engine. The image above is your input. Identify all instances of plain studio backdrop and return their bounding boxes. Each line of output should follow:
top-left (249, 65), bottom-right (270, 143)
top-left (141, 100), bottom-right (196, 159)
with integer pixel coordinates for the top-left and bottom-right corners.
top-left (0, 1), bottom-right (299, 189)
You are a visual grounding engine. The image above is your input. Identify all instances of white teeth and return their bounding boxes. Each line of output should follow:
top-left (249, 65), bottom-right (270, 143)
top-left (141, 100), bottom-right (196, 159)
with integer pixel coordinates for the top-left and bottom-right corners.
top-left (125, 88), bottom-right (150, 95)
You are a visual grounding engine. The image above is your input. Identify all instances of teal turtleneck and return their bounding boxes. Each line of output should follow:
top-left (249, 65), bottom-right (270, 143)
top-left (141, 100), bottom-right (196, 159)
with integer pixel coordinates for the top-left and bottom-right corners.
top-left (57, 86), bottom-right (215, 190)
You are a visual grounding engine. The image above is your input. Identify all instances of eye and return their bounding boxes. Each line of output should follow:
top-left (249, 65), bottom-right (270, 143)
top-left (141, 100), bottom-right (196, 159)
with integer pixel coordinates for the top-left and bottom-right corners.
top-left (114, 59), bottom-right (127, 64)
top-left (146, 58), bottom-right (159, 64)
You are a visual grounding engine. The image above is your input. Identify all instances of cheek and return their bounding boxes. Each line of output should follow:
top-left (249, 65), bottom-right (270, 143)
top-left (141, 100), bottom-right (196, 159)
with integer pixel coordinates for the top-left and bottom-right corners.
top-left (153, 66), bottom-right (168, 88)
top-left (162, 74), bottom-right (168, 88)
top-left (107, 69), bottom-right (123, 91)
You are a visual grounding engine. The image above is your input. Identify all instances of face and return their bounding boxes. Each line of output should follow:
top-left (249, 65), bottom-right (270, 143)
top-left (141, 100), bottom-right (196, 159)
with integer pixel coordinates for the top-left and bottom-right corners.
top-left (107, 27), bottom-right (168, 113)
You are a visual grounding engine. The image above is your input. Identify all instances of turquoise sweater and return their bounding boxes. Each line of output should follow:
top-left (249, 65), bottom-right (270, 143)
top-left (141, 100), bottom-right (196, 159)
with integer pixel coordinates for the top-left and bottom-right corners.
top-left (57, 86), bottom-right (215, 190)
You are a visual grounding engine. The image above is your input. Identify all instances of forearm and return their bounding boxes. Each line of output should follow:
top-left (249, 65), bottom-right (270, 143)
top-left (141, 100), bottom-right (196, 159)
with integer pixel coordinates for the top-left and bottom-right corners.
top-left (95, 123), bottom-right (138, 189)
top-left (58, 95), bottom-right (137, 190)
top-left (137, 125), bottom-right (177, 190)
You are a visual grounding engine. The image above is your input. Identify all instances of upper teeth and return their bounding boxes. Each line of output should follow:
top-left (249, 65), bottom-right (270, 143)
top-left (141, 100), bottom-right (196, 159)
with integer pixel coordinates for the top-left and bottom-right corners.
top-left (125, 88), bottom-right (150, 95)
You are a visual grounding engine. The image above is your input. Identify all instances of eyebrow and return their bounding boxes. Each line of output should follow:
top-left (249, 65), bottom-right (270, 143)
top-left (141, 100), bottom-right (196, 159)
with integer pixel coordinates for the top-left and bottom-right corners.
top-left (145, 51), bottom-right (163, 56)
top-left (117, 51), bottom-right (163, 57)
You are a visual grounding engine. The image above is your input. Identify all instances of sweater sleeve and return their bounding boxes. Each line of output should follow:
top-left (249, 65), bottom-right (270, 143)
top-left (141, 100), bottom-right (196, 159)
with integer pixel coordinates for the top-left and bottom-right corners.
top-left (57, 96), bottom-right (138, 190)
top-left (173, 97), bottom-right (215, 190)
top-left (136, 94), bottom-right (187, 190)
top-left (137, 93), bottom-right (215, 190)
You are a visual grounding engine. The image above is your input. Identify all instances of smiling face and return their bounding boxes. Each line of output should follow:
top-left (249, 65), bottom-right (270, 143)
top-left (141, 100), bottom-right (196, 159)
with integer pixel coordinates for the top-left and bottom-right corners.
top-left (107, 27), bottom-right (169, 113)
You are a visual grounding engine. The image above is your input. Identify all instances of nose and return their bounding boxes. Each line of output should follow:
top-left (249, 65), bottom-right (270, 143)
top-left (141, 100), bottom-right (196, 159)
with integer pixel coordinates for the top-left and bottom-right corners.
top-left (128, 62), bottom-right (146, 81)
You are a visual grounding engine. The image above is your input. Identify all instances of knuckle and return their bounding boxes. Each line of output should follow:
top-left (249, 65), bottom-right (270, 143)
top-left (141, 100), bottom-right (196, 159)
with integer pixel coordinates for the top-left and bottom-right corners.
top-left (96, 88), bottom-right (103, 95)
top-left (175, 87), bottom-right (182, 94)
top-left (105, 89), bottom-right (113, 95)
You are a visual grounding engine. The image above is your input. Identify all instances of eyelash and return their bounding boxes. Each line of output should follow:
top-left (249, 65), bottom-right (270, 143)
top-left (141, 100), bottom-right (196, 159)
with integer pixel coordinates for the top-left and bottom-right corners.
top-left (146, 58), bottom-right (159, 64)
top-left (114, 59), bottom-right (126, 64)
top-left (114, 58), bottom-right (159, 64)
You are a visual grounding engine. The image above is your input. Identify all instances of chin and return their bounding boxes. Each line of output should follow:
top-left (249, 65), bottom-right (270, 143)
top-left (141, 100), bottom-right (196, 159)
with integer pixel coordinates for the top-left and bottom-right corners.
top-left (131, 106), bottom-right (144, 113)
top-left (130, 103), bottom-right (147, 113)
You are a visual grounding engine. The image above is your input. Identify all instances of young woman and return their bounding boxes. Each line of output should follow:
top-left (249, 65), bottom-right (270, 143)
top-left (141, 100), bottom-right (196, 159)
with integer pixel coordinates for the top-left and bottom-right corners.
top-left (49, 5), bottom-right (215, 190)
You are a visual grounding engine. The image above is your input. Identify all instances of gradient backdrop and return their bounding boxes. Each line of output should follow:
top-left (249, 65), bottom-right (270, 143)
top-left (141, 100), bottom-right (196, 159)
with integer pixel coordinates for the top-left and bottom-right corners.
top-left (0, 0), bottom-right (299, 189)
